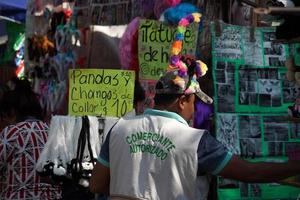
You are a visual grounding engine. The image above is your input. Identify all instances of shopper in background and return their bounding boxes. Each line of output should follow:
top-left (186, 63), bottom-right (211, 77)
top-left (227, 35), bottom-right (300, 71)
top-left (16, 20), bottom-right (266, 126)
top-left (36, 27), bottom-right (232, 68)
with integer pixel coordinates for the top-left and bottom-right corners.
top-left (193, 98), bottom-right (215, 200)
top-left (0, 77), bottom-right (61, 200)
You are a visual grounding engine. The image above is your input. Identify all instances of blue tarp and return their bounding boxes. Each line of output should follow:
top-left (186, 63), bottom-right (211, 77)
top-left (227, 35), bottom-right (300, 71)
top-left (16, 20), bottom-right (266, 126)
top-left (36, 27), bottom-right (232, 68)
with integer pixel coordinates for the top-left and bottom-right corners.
top-left (0, 0), bottom-right (26, 23)
top-left (0, 0), bottom-right (27, 10)
top-left (0, 0), bottom-right (26, 64)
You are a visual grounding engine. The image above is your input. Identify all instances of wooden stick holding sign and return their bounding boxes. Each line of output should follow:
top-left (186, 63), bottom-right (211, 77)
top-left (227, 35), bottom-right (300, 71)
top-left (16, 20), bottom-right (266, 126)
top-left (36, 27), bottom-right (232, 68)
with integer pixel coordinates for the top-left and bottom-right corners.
top-left (68, 69), bottom-right (135, 117)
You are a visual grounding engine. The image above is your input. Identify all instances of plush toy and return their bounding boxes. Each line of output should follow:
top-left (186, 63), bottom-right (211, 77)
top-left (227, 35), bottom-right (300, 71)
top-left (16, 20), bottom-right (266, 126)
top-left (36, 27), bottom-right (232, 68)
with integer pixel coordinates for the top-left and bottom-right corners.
top-left (73, 160), bottom-right (94, 187)
top-left (53, 164), bottom-right (67, 176)
top-left (69, 157), bottom-right (96, 188)
top-left (80, 161), bottom-right (94, 179)
top-left (27, 36), bottom-right (56, 62)
top-left (39, 160), bottom-right (55, 176)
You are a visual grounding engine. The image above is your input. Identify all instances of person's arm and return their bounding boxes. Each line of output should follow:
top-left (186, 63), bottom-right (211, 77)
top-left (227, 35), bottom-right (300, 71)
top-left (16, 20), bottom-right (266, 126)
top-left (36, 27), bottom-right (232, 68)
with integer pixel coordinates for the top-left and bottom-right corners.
top-left (219, 155), bottom-right (300, 183)
top-left (90, 130), bottom-right (111, 194)
top-left (197, 132), bottom-right (300, 183)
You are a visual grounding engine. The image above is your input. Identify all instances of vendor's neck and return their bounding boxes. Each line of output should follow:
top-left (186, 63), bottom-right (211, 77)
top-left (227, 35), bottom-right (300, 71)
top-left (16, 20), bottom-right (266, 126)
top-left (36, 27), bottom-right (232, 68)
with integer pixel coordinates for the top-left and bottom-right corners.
top-left (154, 105), bottom-right (179, 115)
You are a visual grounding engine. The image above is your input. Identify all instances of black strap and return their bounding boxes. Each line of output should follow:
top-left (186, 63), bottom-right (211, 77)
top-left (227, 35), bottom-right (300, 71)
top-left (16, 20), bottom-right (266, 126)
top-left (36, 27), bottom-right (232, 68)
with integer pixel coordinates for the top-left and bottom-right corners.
top-left (75, 116), bottom-right (95, 174)
top-left (85, 116), bottom-right (94, 163)
top-left (74, 116), bottom-right (86, 176)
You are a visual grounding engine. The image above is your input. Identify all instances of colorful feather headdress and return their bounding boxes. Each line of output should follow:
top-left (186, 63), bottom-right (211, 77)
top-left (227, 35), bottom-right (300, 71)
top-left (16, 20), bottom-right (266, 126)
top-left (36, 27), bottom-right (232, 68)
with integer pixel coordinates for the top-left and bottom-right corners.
top-left (160, 12), bottom-right (212, 104)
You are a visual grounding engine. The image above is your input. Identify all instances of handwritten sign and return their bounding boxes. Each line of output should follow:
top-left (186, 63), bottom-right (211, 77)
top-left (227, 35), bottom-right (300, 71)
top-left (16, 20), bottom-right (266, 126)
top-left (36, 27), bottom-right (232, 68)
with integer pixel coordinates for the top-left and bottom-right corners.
top-left (138, 19), bottom-right (199, 80)
top-left (69, 69), bottom-right (135, 117)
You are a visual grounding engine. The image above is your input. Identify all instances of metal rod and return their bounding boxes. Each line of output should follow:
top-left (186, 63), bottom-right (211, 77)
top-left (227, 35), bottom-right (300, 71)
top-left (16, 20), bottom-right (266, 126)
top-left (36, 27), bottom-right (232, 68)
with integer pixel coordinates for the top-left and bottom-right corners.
top-left (254, 7), bottom-right (300, 15)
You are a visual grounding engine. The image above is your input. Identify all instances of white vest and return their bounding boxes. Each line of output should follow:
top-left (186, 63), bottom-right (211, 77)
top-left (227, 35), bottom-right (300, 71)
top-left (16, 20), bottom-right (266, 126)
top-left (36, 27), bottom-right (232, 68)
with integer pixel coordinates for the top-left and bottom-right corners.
top-left (109, 114), bottom-right (205, 200)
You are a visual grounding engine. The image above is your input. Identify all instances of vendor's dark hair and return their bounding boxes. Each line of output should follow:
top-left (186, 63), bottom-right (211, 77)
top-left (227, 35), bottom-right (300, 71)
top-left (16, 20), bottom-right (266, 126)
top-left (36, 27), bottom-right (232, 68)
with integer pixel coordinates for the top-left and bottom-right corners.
top-left (154, 81), bottom-right (182, 106)
top-left (154, 93), bottom-right (182, 106)
top-left (134, 80), bottom-right (145, 106)
top-left (0, 78), bottom-right (43, 121)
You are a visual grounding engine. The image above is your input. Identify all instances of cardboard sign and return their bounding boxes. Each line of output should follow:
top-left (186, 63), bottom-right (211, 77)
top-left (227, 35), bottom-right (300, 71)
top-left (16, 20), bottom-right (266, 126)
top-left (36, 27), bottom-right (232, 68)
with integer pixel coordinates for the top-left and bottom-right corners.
top-left (69, 69), bottom-right (135, 117)
top-left (138, 19), bottom-right (199, 80)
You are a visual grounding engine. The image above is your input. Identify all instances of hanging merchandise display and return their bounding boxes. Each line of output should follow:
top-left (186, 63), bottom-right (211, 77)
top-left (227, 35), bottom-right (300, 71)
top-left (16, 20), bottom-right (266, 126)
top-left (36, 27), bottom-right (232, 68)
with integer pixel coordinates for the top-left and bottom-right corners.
top-left (24, 0), bottom-right (91, 118)
top-left (69, 116), bottom-right (98, 187)
top-left (211, 21), bottom-right (300, 199)
top-left (27, 35), bottom-right (55, 62)
top-left (36, 115), bottom-right (118, 187)
top-left (13, 33), bottom-right (25, 77)
top-left (90, 0), bottom-right (131, 25)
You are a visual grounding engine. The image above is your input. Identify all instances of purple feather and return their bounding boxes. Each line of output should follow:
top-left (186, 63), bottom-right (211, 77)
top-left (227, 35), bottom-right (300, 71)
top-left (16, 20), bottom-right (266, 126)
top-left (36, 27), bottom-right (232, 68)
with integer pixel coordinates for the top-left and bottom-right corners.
top-left (170, 55), bottom-right (180, 65)
top-left (186, 15), bottom-right (194, 23)
top-left (195, 63), bottom-right (201, 77)
top-left (178, 70), bottom-right (187, 77)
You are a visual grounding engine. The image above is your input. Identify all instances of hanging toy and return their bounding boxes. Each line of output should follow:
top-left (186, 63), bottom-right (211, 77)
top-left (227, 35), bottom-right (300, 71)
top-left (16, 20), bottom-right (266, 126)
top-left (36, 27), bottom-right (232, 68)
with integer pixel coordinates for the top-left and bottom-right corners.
top-left (13, 34), bottom-right (25, 78)
top-left (62, 1), bottom-right (74, 21)
top-left (33, 0), bottom-right (43, 16)
top-left (166, 12), bottom-right (213, 104)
